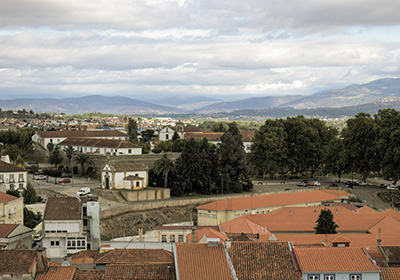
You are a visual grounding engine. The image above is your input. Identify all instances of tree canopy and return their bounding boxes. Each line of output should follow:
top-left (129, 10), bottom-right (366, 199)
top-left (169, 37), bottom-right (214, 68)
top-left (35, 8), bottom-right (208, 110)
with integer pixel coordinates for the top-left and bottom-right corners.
top-left (314, 209), bottom-right (338, 234)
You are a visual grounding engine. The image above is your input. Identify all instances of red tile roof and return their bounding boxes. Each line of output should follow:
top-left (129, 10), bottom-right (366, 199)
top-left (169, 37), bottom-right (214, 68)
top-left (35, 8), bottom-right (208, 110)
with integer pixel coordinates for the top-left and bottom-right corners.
top-left (0, 250), bottom-right (37, 274)
top-left (0, 191), bottom-right (20, 203)
top-left (74, 269), bottom-right (105, 280)
top-left (228, 241), bottom-right (301, 280)
top-left (0, 224), bottom-right (18, 238)
top-left (186, 227), bottom-right (228, 243)
top-left (380, 267), bottom-right (400, 280)
top-left (0, 160), bottom-right (26, 172)
top-left (175, 243), bottom-right (234, 280)
top-left (197, 190), bottom-right (341, 211)
top-left (36, 130), bottom-right (127, 138)
top-left (59, 138), bottom-right (140, 149)
top-left (109, 162), bottom-right (148, 172)
top-left (43, 197), bottom-right (81, 220)
top-left (104, 264), bottom-right (175, 280)
top-left (94, 249), bottom-right (173, 265)
top-left (295, 247), bottom-right (380, 272)
top-left (35, 266), bottom-right (76, 280)
top-left (219, 215), bottom-right (271, 239)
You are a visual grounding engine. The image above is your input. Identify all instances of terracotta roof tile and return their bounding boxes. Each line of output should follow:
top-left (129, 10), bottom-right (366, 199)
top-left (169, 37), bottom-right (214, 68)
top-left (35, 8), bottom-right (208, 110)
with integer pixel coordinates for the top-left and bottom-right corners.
top-left (197, 190), bottom-right (341, 211)
top-left (368, 216), bottom-right (400, 235)
top-left (0, 224), bottom-right (18, 238)
top-left (43, 197), bottom-right (81, 220)
top-left (353, 205), bottom-right (378, 214)
top-left (71, 250), bottom-right (108, 264)
top-left (175, 243), bottom-right (234, 280)
top-left (60, 138), bottom-right (139, 149)
top-left (295, 247), bottom-right (380, 272)
top-left (229, 241), bottom-right (301, 280)
top-left (94, 249), bottom-right (173, 265)
top-left (0, 160), bottom-right (26, 172)
top-left (35, 266), bottom-right (76, 280)
top-left (320, 189), bottom-right (352, 197)
top-left (36, 130), bottom-right (127, 138)
top-left (104, 264), bottom-right (175, 280)
top-left (219, 215), bottom-right (271, 240)
top-left (0, 191), bottom-right (20, 203)
top-left (110, 163), bottom-right (148, 172)
top-left (380, 267), bottom-right (400, 280)
top-left (0, 250), bottom-right (37, 274)
top-left (364, 247), bottom-right (387, 267)
top-left (186, 227), bottom-right (228, 243)
top-left (75, 269), bottom-right (105, 280)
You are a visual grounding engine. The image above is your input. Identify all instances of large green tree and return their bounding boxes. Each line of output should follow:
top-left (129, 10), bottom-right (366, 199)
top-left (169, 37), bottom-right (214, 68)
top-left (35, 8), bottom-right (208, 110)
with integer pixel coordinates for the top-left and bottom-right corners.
top-left (75, 153), bottom-right (89, 175)
top-left (4, 144), bottom-right (20, 164)
top-left (314, 209), bottom-right (338, 234)
top-left (22, 183), bottom-right (40, 204)
top-left (153, 154), bottom-right (175, 188)
top-left (64, 145), bottom-right (74, 166)
top-left (127, 118), bottom-right (138, 142)
top-left (24, 207), bottom-right (42, 229)
top-left (49, 146), bottom-right (63, 167)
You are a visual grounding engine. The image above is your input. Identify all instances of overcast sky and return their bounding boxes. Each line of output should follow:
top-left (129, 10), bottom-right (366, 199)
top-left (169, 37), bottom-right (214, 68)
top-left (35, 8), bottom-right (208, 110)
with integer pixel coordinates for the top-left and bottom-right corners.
top-left (0, 0), bottom-right (399, 100)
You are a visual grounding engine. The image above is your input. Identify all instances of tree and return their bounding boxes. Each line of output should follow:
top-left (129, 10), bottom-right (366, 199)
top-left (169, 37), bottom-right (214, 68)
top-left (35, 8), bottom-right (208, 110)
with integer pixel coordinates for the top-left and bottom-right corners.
top-left (153, 154), bottom-right (175, 188)
top-left (4, 144), bottom-right (20, 164)
top-left (219, 122), bottom-right (252, 192)
top-left (127, 118), bottom-right (138, 142)
top-left (24, 207), bottom-right (42, 229)
top-left (49, 146), bottom-right (63, 167)
top-left (75, 153), bottom-right (89, 175)
top-left (140, 129), bottom-right (155, 143)
top-left (64, 145), bottom-right (74, 166)
top-left (323, 136), bottom-right (347, 182)
top-left (341, 113), bottom-right (376, 182)
top-left (172, 131), bottom-right (180, 141)
top-left (15, 154), bottom-right (25, 168)
top-left (22, 183), bottom-right (40, 204)
top-left (47, 142), bottom-right (54, 154)
top-left (314, 209), bottom-right (338, 234)
top-left (6, 189), bottom-right (20, 198)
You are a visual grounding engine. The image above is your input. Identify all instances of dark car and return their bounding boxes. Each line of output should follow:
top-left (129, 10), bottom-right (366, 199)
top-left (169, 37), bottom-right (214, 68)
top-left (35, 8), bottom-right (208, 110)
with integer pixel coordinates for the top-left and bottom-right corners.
top-left (379, 184), bottom-right (388, 188)
top-left (59, 178), bottom-right (71, 183)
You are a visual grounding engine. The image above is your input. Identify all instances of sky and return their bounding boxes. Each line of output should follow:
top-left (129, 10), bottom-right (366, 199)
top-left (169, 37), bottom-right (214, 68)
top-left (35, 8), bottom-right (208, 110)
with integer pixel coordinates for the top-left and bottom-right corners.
top-left (0, 0), bottom-right (400, 101)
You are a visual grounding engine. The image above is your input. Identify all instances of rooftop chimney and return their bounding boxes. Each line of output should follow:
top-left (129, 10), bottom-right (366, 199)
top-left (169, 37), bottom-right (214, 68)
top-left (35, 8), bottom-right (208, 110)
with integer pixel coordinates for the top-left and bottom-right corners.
top-left (36, 248), bottom-right (49, 273)
top-left (191, 226), bottom-right (197, 243)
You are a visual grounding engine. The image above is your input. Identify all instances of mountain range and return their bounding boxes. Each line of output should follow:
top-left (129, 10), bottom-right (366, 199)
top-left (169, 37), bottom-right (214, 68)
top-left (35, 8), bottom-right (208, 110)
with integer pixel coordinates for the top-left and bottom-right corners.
top-left (1, 78), bottom-right (400, 117)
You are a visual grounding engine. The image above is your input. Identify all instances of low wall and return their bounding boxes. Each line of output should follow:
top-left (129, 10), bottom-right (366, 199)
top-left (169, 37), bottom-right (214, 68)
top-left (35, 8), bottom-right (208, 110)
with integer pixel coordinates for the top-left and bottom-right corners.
top-left (120, 189), bottom-right (170, 202)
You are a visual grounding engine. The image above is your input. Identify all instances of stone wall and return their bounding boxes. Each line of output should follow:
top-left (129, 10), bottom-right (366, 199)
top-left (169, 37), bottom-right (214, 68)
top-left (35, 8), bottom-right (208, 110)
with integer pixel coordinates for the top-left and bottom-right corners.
top-left (120, 188), bottom-right (170, 202)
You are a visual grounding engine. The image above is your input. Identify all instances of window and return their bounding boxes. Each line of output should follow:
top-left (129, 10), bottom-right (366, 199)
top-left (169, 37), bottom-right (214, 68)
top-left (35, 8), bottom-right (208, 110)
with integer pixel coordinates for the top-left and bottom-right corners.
top-left (170, 235), bottom-right (175, 243)
top-left (128, 149), bottom-right (131, 153)
top-left (19, 184), bottom-right (23, 190)
top-left (161, 235), bottom-right (167, 242)
top-left (19, 174), bottom-right (24, 182)
top-left (199, 213), bottom-right (202, 217)
top-left (325, 275), bottom-right (335, 280)
top-left (10, 184), bottom-right (15, 191)
top-left (308, 276), bottom-right (319, 280)
top-left (10, 174), bottom-right (14, 182)
top-left (0, 175), bottom-right (3, 182)
top-left (166, 134), bottom-right (169, 140)
top-left (50, 240), bottom-right (60, 247)
top-left (136, 182), bottom-right (140, 187)
top-left (212, 214), bottom-right (216, 218)
top-left (178, 235), bottom-right (184, 243)
top-left (350, 275), bottom-right (361, 280)
top-left (208, 214), bottom-right (212, 218)
top-left (83, 219), bottom-right (88, 226)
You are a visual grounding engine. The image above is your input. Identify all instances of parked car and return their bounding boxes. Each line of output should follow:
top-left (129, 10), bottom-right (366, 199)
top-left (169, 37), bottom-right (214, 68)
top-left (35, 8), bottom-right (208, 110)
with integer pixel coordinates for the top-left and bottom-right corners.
top-left (387, 185), bottom-right (398, 190)
top-left (33, 233), bottom-right (42, 242)
top-left (33, 174), bottom-right (47, 180)
top-left (312, 181), bottom-right (321, 186)
top-left (359, 182), bottom-right (368, 186)
top-left (297, 180), bottom-right (308, 187)
top-left (76, 187), bottom-right (91, 197)
top-left (329, 183), bottom-right (338, 188)
top-left (345, 184), bottom-right (353, 189)
top-left (59, 178), bottom-right (71, 183)
top-left (380, 184), bottom-right (388, 188)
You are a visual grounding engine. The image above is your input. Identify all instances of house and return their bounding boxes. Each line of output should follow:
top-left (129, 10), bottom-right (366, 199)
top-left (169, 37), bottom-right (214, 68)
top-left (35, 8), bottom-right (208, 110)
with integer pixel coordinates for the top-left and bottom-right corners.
top-left (32, 130), bottom-right (128, 149)
top-left (186, 227), bottom-right (229, 244)
top-left (35, 265), bottom-right (77, 280)
top-left (380, 267), bottom-right (400, 280)
top-left (0, 224), bottom-right (35, 249)
top-left (155, 225), bottom-right (220, 243)
top-left (196, 190), bottom-right (342, 226)
top-left (0, 160), bottom-right (28, 192)
top-left (0, 192), bottom-right (24, 225)
top-left (227, 241), bottom-right (301, 280)
top-left (101, 162), bottom-right (148, 190)
top-left (59, 137), bottom-right (142, 156)
top-left (42, 196), bottom-right (100, 259)
top-left (104, 264), bottom-right (175, 280)
top-left (0, 248), bottom-right (48, 280)
top-left (174, 242), bottom-right (235, 280)
top-left (294, 247), bottom-right (380, 280)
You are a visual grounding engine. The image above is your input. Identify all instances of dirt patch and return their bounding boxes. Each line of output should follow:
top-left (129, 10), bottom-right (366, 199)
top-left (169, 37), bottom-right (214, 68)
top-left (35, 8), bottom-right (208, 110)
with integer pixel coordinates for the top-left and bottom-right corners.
top-left (100, 204), bottom-right (196, 240)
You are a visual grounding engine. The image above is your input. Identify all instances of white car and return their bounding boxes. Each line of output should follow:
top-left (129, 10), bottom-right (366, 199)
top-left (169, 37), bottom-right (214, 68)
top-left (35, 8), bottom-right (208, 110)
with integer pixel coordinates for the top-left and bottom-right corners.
top-left (76, 187), bottom-right (91, 197)
top-left (33, 174), bottom-right (47, 180)
top-left (312, 181), bottom-right (321, 186)
top-left (33, 233), bottom-right (42, 242)
top-left (387, 185), bottom-right (398, 190)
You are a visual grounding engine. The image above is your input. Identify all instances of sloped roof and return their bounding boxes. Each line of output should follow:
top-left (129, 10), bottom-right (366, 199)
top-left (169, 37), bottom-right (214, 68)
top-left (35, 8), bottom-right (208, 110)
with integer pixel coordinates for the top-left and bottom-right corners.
top-left (219, 215), bottom-right (271, 238)
top-left (104, 264), bottom-right (175, 280)
top-left (241, 130), bottom-right (255, 142)
top-left (368, 216), bottom-right (400, 235)
top-left (59, 138), bottom-right (140, 149)
top-left (380, 267), bottom-right (400, 280)
top-left (197, 190), bottom-right (341, 211)
top-left (353, 205), bottom-right (378, 214)
top-left (175, 243), bottom-right (234, 280)
top-left (35, 266), bottom-right (76, 280)
top-left (0, 250), bottom-right (37, 274)
top-left (382, 246), bottom-right (400, 264)
top-left (331, 233), bottom-right (351, 244)
top-left (36, 130), bottom-right (127, 138)
top-left (0, 160), bottom-right (26, 172)
top-left (94, 249), bottom-right (173, 265)
top-left (0, 192), bottom-right (20, 203)
top-left (186, 227), bottom-right (228, 243)
top-left (380, 208), bottom-right (400, 221)
top-left (184, 132), bottom-right (223, 141)
top-left (228, 241), bottom-right (301, 280)
top-left (0, 224), bottom-right (18, 238)
top-left (109, 162), bottom-right (148, 172)
top-left (295, 247), bottom-right (379, 272)
top-left (74, 270), bottom-right (105, 280)
top-left (320, 189), bottom-right (352, 197)
top-left (43, 197), bottom-right (81, 220)
top-left (71, 250), bottom-right (107, 264)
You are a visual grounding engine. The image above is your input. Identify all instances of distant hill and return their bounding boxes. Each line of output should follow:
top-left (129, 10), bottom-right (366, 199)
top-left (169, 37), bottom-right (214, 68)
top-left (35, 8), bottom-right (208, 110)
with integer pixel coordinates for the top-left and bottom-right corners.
top-left (194, 95), bottom-right (304, 113)
top-left (0, 95), bottom-right (181, 114)
top-left (153, 95), bottom-right (220, 106)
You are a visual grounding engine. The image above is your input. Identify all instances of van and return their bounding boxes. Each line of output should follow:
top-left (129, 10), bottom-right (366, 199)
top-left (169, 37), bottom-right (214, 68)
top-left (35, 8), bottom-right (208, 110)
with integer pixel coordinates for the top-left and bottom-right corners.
top-left (76, 187), bottom-right (91, 197)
